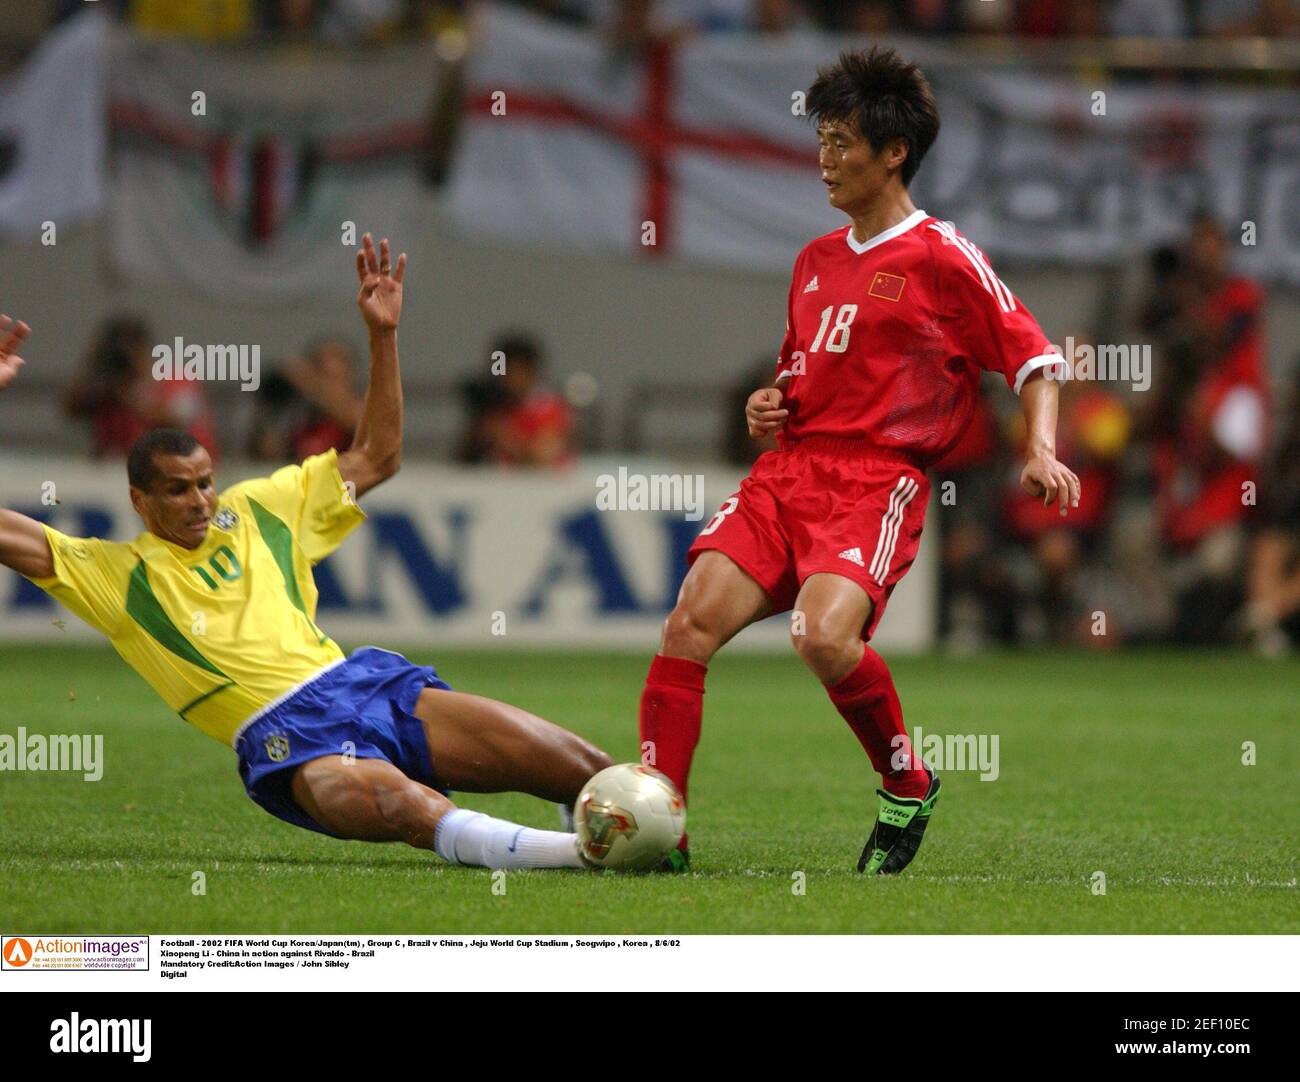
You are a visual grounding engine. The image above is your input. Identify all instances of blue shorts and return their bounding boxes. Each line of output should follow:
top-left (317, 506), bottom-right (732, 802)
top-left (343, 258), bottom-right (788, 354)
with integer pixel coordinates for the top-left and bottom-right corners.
top-left (235, 646), bottom-right (452, 837)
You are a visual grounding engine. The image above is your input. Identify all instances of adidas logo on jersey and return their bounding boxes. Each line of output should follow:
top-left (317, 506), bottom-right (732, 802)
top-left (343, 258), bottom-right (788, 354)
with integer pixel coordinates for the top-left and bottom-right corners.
top-left (838, 547), bottom-right (864, 567)
top-left (803, 276), bottom-right (819, 294)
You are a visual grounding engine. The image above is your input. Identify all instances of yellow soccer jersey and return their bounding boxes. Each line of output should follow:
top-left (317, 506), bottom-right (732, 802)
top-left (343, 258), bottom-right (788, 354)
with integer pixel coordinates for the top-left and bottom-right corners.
top-left (25, 449), bottom-right (366, 745)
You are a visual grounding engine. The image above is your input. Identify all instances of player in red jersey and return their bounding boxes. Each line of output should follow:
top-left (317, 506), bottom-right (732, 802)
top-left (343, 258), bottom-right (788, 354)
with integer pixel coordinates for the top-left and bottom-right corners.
top-left (639, 48), bottom-right (1081, 873)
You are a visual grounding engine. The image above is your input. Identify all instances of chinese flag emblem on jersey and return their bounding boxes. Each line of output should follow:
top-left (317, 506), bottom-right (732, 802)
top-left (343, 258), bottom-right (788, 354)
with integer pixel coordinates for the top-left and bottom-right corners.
top-left (869, 272), bottom-right (907, 302)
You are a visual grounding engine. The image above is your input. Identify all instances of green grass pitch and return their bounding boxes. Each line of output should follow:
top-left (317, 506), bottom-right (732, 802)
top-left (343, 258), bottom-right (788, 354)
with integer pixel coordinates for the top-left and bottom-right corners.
top-left (1, 644), bottom-right (1296, 934)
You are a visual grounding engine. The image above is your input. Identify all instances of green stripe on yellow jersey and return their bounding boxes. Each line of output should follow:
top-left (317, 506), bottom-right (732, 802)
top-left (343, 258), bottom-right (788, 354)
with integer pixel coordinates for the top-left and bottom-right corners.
top-left (25, 450), bottom-right (366, 745)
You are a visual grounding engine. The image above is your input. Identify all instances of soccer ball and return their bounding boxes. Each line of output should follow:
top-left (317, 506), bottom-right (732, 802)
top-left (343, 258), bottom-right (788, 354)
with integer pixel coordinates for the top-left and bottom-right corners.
top-left (575, 764), bottom-right (686, 872)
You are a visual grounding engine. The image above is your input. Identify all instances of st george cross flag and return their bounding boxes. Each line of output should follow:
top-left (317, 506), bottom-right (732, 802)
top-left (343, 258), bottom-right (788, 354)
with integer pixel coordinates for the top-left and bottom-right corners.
top-left (444, 5), bottom-right (836, 270)
top-left (447, 7), bottom-right (1300, 287)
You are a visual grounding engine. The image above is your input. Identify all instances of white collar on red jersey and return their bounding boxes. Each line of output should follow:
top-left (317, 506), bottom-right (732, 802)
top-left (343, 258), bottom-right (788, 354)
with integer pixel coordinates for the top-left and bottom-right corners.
top-left (844, 208), bottom-right (929, 255)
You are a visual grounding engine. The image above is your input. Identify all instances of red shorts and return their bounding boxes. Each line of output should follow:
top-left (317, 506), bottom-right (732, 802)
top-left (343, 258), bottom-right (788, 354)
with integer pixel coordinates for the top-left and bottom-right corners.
top-left (688, 437), bottom-right (930, 640)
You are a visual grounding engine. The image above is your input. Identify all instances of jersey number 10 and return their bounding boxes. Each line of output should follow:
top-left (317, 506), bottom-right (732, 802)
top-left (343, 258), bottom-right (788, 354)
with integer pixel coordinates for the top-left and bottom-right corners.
top-left (191, 545), bottom-right (244, 590)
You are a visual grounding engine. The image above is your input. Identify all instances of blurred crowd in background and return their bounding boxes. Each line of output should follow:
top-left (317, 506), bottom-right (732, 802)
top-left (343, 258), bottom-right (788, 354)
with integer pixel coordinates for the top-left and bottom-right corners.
top-left (60, 213), bottom-right (1299, 654)
top-left (912, 215), bottom-right (1298, 656)
top-left (515, 0), bottom-right (1300, 41)
top-left (46, 0), bottom-right (1300, 42)
top-left (63, 322), bottom-right (577, 469)
top-left (50, 0), bottom-right (467, 42)
top-left (14, 1), bottom-right (1298, 654)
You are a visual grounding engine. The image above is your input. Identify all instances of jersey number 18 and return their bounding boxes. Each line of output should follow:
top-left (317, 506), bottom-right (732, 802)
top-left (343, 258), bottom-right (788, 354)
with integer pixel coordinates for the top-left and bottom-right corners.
top-left (808, 304), bottom-right (857, 354)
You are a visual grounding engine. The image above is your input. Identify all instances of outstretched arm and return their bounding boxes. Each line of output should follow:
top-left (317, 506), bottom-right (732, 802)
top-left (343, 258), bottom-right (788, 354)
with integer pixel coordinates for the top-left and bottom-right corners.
top-left (0, 316), bottom-right (54, 578)
top-left (337, 234), bottom-right (408, 501)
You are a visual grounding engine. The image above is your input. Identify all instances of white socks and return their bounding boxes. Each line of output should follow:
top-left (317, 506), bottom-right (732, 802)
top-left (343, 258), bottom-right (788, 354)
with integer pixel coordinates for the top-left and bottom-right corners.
top-left (434, 809), bottom-right (584, 870)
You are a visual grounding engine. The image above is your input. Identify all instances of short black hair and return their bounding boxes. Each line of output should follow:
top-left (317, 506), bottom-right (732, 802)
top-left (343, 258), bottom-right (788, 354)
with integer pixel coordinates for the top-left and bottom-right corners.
top-left (807, 47), bottom-right (940, 187)
top-left (127, 429), bottom-right (203, 491)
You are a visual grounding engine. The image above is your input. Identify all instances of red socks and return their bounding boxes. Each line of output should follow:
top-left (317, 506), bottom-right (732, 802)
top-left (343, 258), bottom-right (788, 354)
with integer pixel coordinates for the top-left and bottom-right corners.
top-left (638, 655), bottom-right (706, 844)
top-left (638, 647), bottom-right (925, 849)
top-left (827, 645), bottom-right (929, 799)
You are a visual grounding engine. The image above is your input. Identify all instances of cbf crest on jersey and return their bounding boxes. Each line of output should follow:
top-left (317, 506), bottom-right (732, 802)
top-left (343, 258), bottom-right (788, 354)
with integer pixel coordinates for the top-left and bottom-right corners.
top-left (213, 508), bottom-right (239, 531)
top-left (264, 733), bottom-right (290, 763)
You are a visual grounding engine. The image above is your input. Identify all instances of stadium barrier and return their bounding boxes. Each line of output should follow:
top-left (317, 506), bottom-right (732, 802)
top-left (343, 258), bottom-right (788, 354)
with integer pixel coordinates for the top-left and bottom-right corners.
top-left (0, 456), bottom-right (938, 651)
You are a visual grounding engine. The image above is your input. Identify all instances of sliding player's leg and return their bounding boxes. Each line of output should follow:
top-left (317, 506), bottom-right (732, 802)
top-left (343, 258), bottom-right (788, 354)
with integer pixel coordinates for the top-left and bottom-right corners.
top-left (291, 753), bottom-right (588, 871)
top-left (415, 687), bottom-right (614, 858)
top-left (292, 755), bottom-right (450, 845)
top-left (414, 687), bottom-right (612, 804)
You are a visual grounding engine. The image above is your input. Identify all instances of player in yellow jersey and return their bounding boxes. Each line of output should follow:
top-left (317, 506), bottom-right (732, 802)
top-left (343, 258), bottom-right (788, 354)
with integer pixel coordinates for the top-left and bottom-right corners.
top-left (0, 237), bottom-right (611, 870)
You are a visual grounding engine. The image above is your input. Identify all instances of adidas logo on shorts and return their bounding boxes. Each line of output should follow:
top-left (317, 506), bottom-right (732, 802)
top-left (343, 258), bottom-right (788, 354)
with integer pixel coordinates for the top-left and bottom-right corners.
top-left (838, 547), bottom-right (865, 567)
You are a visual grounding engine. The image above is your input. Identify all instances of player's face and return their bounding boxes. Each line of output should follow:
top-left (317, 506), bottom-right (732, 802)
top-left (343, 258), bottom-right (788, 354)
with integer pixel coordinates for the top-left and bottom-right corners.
top-left (818, 121), bottom-right (896, 216)
top-left (131, 448), bottom-right (219, 550)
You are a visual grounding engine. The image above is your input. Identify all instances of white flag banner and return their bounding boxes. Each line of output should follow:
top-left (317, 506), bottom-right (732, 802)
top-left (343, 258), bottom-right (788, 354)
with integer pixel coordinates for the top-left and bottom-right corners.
top-left (917, 70), bottom-right (1300, 287)
top-left (107, 28), bottom-right (449, 303)
top-left (447, 6), bottom-right (1300, 285)
top-left (446, 7), bottom-right (837, 268)
top-left (0, 10), bottom-right (106, 238)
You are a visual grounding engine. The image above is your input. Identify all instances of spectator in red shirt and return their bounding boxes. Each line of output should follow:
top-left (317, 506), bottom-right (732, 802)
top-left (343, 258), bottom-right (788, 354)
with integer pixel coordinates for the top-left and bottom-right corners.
top-left (63, 315), bottom-right (220, 462)
top-left (1152, 216), bottom-right (1267, 551)
top-left (456, 334), bottom-right (574, 468)
top-left (1001, 377), bottom-right (1129, 643)
top-left (286, 338), bottom-right (363, 459)
top-left (247, 338), bottom-right (362, 463)
top-left (931, 380), bottom-right (1019, 648)
top-left (1146, 216), bottom-right (1269, 642)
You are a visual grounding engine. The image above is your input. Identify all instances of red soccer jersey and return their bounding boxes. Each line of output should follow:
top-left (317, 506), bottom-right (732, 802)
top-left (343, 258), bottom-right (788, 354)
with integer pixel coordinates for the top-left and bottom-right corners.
top-left (774, 210), bottom-right (1063, 465)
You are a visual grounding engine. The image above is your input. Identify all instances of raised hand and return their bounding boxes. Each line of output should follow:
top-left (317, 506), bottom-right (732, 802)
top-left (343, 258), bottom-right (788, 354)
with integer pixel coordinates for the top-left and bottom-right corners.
top-left (356, 234), bottom-right (407, 333)
top-left (0, 315), bottom-right (30, 391)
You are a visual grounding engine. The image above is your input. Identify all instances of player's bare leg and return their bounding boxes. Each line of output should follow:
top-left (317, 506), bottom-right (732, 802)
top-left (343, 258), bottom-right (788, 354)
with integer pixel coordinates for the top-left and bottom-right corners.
top-left (290, 742), bottom-right (596, 872)
top-left (791, 572), bottom-right (940, 873)
top-left (659, 550), bottom-right (773, 665)
top-left (292, 755), bottom-right (453, 846)
top-left (640, 551), bottom-right (773, 868)
top-left (789, 572), bottom-right (875, 686)
top-left (413, 688), bottom-right (613, 804)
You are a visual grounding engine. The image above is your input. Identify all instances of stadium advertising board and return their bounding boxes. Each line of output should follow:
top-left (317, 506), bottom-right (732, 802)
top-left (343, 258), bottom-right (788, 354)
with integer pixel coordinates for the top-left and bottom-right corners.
top-left (0, 457), bottom-right (935, 651)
